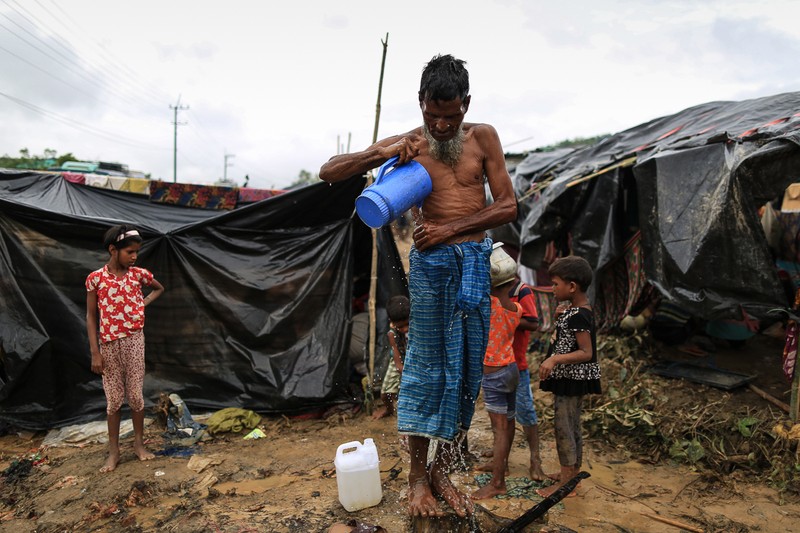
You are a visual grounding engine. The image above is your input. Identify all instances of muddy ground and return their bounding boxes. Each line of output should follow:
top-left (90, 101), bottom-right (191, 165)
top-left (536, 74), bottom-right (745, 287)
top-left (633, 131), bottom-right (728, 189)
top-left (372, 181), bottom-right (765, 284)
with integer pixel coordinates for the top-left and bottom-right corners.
top-left (1, 332), bottom-right (799, 533)
top-left (2, 229), bottom-right (798, 532)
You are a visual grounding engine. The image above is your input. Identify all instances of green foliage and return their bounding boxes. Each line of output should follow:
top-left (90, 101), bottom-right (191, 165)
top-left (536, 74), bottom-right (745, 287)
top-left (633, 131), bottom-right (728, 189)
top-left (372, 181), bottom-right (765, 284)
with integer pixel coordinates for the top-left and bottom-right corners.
top-left (734, 416), bottom-right (759, 437)
top-left (537, 134), bottom-right (610, 152)
top-left (576, 331), bottom-right (800, 496)
top-left (0, 148), bottom-right (77, 170)
top-left (289, 169), bottom-right (318, 188)
top-left (669, 438), bottom-right (706, 464)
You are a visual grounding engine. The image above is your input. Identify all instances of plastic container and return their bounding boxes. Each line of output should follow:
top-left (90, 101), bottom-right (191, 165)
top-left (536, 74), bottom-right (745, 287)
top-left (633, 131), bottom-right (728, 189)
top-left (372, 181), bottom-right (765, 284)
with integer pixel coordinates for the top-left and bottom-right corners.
top-left (334, 438), bottom-right (382, 511)
top-left (355, 156), bottom-right (432, 228)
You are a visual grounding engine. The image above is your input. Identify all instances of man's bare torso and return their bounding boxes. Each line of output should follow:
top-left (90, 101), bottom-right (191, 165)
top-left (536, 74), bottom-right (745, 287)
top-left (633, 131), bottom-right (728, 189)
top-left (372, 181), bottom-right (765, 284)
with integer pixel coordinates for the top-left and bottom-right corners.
top-left (406, 123), bottom-right (489, 245)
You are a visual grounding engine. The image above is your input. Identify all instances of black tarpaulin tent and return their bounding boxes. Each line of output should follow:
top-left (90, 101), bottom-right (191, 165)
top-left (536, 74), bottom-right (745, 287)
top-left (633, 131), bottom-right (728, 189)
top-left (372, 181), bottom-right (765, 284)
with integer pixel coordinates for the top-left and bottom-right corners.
top-left (506, 92), bottom-right (800, 320)
top-left (0, 171), bottom-right (407, 430)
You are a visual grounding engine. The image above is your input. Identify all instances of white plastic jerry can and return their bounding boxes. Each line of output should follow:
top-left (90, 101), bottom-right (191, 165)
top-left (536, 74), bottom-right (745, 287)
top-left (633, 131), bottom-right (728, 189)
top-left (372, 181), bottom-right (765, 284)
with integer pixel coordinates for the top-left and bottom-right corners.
top-left (334, 438), bottom-right (383, 511)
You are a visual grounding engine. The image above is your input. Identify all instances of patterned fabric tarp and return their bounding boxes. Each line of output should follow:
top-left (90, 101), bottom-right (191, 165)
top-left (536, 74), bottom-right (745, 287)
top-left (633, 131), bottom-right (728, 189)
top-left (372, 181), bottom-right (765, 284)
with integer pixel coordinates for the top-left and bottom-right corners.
top-left (531, 286), bottom-right (556, 332)
top-left (594, 231), bottom-right (654, 331)
top-left (149, 180), bottom-right (238, 210)
top-left (238, 187), bottom-right (285, 203)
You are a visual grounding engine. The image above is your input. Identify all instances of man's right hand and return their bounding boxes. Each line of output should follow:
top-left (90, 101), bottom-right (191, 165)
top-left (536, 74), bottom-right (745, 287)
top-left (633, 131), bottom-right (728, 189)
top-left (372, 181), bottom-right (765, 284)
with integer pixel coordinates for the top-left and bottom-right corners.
top-left (382, 136), bottom-right (420, 164)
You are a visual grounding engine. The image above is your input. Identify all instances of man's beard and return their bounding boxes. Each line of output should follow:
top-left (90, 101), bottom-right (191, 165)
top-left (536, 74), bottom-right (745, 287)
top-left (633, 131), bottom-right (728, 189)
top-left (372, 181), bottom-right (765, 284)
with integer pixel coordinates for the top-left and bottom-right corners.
top-left (423, 124), bottom-right (465, 167)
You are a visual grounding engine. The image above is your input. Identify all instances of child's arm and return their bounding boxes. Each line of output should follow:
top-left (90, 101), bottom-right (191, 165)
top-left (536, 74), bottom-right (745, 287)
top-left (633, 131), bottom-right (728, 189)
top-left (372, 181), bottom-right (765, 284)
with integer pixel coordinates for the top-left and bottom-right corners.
top-left (554, 301), bottom-right (570, 318)
top-left (387, 331), bottom-right (404, 373)
top-left (539, 330), bottom-right (592, 380)
top-left (517, 316), bottom-right (539, 331)
top-left (86, 290), bottom-right (103, 375)
top-left (516, 286), bottom-right (539, 331)
top-left (144, 277), bottom-right (165, 306)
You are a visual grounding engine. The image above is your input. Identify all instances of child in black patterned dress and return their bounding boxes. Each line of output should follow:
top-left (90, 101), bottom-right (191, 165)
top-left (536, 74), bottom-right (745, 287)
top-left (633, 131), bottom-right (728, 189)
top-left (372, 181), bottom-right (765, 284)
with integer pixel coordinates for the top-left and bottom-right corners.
top-left (537, 256), bottom-right (601, 497)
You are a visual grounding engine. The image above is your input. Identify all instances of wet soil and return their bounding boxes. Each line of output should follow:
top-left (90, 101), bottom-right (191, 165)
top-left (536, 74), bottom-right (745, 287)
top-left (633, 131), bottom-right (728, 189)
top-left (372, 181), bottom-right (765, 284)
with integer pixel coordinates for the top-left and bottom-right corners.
top-left (1, 370), bottom-right (798, 533)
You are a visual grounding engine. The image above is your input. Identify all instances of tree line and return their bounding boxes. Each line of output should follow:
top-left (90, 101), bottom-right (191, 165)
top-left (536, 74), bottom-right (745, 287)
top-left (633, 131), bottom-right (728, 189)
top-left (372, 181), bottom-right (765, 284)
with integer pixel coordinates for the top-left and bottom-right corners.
top-left (0, 148), bottom-right (78, 171)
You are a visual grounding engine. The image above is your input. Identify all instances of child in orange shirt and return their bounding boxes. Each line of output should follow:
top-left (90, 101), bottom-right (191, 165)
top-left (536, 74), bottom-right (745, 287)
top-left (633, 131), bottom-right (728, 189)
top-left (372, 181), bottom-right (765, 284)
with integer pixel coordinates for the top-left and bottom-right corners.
top-left (472, 245), bottom-right (538, 500)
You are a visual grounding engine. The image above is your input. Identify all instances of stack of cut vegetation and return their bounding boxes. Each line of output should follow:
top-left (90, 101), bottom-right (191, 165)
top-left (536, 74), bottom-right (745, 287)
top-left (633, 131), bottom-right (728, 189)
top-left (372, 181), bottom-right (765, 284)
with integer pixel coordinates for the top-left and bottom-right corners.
top-left (531, 333), bottom-right (800, 497)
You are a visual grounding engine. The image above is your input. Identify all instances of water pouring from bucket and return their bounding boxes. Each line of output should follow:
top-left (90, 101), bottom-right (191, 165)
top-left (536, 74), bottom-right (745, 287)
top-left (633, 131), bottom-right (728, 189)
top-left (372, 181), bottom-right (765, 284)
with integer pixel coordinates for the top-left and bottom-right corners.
top-left (355, 156), bottom-right (432, 229)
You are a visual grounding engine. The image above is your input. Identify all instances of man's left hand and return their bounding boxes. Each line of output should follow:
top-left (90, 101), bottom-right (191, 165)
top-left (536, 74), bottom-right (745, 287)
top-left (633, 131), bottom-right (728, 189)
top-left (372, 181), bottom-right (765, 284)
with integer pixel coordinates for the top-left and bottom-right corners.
top-left (413, 214), bottom-right (450, 251)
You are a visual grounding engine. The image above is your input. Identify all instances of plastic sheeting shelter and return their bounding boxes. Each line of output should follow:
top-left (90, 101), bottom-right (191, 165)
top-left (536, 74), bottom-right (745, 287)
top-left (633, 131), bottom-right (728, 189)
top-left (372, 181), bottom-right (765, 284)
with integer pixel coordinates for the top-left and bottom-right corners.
top-left (506, 92), bottom-right (800, 320)
top-left (0, 171), bottom-right (407, 430)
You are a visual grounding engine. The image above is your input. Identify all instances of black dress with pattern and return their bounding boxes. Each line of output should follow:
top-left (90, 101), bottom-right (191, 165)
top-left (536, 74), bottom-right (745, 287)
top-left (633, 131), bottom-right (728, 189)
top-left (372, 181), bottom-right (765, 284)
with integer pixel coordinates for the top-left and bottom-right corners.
top-left (539, 306), bottom-right (602, 396)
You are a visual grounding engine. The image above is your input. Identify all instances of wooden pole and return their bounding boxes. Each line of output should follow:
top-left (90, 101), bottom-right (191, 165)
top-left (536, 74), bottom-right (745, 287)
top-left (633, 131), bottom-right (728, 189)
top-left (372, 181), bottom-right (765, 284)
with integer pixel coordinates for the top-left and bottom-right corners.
top-left (364, 33), bottom-right (389, 415)
top-left (748, 383), bottom-right (790, 413)
top-left (372, 34), bottom-right (388, 147)
top-left (791, 363), bottom-right (800, 422)
top-left (790, 291), bottom-right (800, 422)
top-left (639, 512), bottom-right (704, 533)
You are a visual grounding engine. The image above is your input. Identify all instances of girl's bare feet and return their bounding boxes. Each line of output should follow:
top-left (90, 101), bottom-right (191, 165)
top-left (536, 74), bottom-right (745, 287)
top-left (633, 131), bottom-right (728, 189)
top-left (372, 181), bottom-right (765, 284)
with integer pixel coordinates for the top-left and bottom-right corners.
top-left (536, 466), bottom-right (580, 497)
top-left (134, 443), bottom-right (155, 461)
top-left (535, 482), bottom-right (578, 498)
top-left (100, 450), bottom-right (120, 473)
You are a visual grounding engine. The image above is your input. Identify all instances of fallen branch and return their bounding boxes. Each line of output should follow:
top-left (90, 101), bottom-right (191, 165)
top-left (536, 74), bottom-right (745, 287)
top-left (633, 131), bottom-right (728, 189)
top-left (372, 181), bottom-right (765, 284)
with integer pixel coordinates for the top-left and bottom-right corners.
top-left (594, 385), bottom-right (642, 410)
top-left (747, 384), bottom-right (790, 413)
top-left (640, 512), bottom-right (703, 533)
top-left (594, 483), bottom-right (659, 514)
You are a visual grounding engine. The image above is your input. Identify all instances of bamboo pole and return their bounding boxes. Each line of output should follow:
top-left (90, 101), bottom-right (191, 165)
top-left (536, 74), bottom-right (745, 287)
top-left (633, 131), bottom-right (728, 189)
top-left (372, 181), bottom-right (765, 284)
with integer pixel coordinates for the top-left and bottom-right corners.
top-left (790, 292), bottom-right (800, 422)
top-left (364, 33), bottom-right (389, 415)
top-left (565, 156), bottom-right (637, 188)
top-left (747, 383), bottom-right (790, 413)
top-left (791, 362), bottom-right (800, 422)
top-left (639, 512), bottom-right (704, 533)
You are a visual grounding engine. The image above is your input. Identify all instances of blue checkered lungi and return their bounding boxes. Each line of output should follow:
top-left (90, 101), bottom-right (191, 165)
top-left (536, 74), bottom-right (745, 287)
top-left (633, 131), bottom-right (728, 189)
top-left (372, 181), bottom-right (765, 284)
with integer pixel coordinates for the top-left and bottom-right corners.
top-left (397, 238), bottom-right (492, 441)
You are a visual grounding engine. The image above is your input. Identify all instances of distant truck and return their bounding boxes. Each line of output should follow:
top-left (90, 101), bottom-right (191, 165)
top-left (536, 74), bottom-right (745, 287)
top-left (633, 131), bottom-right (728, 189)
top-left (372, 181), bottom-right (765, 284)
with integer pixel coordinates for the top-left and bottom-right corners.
top-left (59, 160), bottom-right (147, 178)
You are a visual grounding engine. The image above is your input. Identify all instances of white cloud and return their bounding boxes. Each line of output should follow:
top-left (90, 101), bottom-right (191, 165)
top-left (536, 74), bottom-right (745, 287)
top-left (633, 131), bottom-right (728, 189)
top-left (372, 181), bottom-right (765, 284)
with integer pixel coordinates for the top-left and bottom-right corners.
top-left (0, 0), bottom-right (798, 188)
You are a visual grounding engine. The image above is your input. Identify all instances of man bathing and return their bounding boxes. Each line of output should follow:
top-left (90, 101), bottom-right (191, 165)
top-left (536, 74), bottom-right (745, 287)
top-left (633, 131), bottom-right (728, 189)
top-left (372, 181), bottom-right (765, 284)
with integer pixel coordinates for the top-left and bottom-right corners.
top-left (320, 54), bottom-right (516, 517)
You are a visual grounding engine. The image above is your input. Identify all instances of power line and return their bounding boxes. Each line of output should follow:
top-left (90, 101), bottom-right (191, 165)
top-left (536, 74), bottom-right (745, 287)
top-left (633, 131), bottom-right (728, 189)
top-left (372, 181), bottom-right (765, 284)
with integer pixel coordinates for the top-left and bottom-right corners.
top-left (0, 89), bottom-right (165, 150)
top-left (0, 1), bottom-right (151, 112)
top-left (42, 0), bottom-right (171, 109)
top-left (0, 42), bottom-right (107, 103)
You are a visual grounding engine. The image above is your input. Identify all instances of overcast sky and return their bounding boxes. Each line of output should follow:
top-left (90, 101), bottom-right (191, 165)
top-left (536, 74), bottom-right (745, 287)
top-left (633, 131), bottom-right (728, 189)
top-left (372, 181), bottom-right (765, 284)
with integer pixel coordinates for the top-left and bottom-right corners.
top-left (1, 0), bottom-right (798, 189)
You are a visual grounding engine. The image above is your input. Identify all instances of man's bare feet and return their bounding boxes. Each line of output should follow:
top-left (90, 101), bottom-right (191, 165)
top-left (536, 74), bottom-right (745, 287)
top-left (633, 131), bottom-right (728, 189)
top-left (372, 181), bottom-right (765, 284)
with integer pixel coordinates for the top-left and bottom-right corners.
top-left (134, 443), bottom-right (155, 461)
top-left (372, 406), bottom-right (392, 420)
top-left (429, 466), bottom-right (473, 517)
top-left (407, 476), bottom-right (443, 517)
top-left (100, 450), bottom-right (120, 473)
top-left (481, 449), bottom-right (494, 458)
top-left (471, 481), bottom-right (507, 500)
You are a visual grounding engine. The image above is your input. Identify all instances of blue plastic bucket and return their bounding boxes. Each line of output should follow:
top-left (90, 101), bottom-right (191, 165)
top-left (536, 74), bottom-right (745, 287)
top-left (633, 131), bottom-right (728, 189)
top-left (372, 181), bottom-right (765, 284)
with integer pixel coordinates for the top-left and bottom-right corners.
top-left (355, 156), bottom-right (432, 229)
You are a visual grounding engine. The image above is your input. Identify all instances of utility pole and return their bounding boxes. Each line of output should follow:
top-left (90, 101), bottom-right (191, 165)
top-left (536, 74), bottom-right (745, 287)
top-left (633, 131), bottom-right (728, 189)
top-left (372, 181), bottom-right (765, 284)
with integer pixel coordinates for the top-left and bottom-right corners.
top-left (170, 95), bottom-right (189, 183)
top-left (223, 152), bottom-right (235, 182)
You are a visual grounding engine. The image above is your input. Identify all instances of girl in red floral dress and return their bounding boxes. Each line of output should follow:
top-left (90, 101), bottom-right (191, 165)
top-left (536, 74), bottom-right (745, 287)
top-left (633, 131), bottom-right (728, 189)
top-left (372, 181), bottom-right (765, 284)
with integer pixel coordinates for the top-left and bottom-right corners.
top-left (86, 225), bottom-right (164, 472)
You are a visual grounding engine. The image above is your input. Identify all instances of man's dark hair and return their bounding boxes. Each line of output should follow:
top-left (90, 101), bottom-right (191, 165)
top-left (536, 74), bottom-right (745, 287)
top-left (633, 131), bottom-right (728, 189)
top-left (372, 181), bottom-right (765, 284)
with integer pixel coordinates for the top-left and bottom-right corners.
top-left (548, 256), bottom-right (593, 291)
top-left (419, 54), bottom-right (469, 102)
top-left (103, 224), bottom-right (142, 250)
top-left (387, 295), bottom-right (410, 323)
